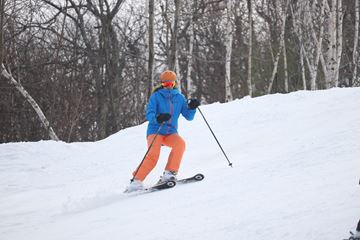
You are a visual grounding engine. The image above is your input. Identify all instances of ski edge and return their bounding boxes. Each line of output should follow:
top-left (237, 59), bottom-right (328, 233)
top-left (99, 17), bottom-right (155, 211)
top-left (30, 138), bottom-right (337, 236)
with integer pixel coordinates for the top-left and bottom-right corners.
top-left (145, 180), bottom-right (177, 192)
top-left (177, 173), bottom-right (205, 184)
top-left (124, 180), bottom-right (176, 194)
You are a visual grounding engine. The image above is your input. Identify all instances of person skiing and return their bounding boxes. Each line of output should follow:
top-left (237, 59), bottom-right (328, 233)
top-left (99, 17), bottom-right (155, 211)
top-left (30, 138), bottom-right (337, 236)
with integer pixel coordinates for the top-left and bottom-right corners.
top-left (126, 70), bottom-right (200, 192)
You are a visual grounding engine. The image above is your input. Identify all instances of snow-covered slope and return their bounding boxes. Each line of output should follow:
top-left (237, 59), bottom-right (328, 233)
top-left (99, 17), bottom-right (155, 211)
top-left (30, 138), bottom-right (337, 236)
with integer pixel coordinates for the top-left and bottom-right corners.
top-left (1, 88), bottom-right (359, 240)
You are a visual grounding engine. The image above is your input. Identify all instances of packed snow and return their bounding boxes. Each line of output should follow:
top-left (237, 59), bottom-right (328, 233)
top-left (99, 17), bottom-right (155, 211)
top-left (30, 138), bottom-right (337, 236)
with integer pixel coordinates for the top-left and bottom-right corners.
top-left (1, 88), bottom-right (359, 240)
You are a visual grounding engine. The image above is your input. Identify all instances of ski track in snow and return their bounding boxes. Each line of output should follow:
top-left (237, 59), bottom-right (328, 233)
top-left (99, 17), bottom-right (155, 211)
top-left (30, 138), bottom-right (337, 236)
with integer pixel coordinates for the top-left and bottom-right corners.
top-left (0, 88), bottom-right (360, 240)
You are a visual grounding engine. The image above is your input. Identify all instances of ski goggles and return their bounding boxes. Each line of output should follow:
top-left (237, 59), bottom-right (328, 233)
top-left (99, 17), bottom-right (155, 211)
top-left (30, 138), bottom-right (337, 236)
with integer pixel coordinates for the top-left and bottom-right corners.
top-left (161, 80), bottom-right (176, 88)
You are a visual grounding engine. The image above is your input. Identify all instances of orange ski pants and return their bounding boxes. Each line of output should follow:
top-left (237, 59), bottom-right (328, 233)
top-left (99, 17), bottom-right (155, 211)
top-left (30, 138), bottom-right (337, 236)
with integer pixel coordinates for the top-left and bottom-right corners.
top-left (133, 134), bottom-right (186, 181)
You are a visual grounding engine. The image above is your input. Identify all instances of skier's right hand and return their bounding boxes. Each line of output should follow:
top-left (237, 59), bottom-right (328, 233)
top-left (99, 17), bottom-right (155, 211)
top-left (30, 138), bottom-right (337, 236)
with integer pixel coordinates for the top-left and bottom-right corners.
top-left (156, 113), bottom-right (171, 124)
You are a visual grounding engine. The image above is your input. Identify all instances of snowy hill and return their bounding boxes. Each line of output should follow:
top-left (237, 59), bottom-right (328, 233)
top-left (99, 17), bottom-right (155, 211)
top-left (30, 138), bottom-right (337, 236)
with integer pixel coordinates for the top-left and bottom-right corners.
top-left (1, 88), bottom-right (360, 240)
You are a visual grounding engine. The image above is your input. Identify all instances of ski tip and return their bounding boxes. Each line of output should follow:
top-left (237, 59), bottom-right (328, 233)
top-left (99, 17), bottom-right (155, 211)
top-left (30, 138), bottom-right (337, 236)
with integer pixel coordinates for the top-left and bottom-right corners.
top-left (123, 188), bottom-right (142, 194)
top-left (194, 173), bottom-right (205, 181)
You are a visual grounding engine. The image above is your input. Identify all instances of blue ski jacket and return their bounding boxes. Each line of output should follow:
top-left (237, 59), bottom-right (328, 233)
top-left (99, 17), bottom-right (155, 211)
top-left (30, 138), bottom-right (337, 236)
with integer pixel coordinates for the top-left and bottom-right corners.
top-left (146, 88), bottom-right (196, 136)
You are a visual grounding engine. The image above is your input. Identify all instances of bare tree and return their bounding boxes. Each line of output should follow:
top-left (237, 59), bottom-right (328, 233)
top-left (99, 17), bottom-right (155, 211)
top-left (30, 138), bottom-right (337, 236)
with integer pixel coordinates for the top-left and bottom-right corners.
top-left (301, 0), bottom-right (326, 90)
top-left (282, 18), bottom-right (289, 92)
top-left (43, 0), bottom-right (127, 139)
top-left (325, 0), bottom-right (338, 88)
top-left (299, 45), bottom-right (307, 90)
top-left (225, 0), bottom-right (234, 102)
top-left (185, 0), bottom-right (196, 98)
top-left (247, 0), bottom-right (253, 97)
top-left (323, 0), bottom-right (343, 88)
top-left (168, 0), bottom-right (180, 71)
top-left (353, 0), bottom-right (360, 86)
top-left (148, 0), bottom-right (155, 98)
top-left (290, 2), bottom-right (307, 90)
top-left (267, 0), bottom-right (290, 94)
top-left (335, 0), bottom-right (343, 85)
top-left (0, 0), bottom-right (4, 64)
top-left (1, 64), bottom-right (59, 140)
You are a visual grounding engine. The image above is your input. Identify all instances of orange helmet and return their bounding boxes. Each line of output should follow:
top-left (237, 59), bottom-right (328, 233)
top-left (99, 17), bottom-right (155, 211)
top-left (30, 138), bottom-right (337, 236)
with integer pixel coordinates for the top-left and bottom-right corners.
top-left (160, 70), bottom-right (177, 82)
top-left (160, 70), bottom-right (176, 88)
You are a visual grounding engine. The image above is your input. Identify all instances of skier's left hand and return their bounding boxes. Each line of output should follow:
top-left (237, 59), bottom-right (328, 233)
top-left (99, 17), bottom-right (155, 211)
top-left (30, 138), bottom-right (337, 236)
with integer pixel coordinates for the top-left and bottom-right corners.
top-left (188, 99), bottom-right (200, 109)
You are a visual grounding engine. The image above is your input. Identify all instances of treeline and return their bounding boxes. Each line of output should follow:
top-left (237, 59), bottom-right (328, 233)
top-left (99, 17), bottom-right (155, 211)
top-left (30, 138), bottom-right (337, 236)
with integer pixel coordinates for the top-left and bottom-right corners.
top-left (0, 0), bottom-right (359, 143)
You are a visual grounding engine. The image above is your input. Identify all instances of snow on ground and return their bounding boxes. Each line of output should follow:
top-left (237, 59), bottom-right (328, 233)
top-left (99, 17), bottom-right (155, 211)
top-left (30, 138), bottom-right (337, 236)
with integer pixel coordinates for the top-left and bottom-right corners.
top-left (0, 88), bottom-right (359, 240)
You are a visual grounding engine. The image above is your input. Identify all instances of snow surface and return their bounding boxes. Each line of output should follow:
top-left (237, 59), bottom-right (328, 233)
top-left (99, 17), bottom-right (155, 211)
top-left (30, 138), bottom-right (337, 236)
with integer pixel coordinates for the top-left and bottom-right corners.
top-left (1, 88), bottom-right (360, 240)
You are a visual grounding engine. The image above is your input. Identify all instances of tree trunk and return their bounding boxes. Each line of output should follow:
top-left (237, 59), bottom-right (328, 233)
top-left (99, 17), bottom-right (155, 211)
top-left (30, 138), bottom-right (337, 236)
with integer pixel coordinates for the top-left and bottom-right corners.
top-left (186, 0), bottom-right (196, 98)
top-left (168, 0), bottom-right (180, 70)
top-left (325, 0), bottom-right (338, 88)
top-left (282, 29), bottom-right (289, 92)
top-left (175, 48), bottom-right (182, 93)
top-left (290, 2), bottom-right (307, 90)
top-left (308, 0), bottom-right (326, 90)
top-left (225, 0), bottom-right (234, 102)
top-left (267, 0), bottom-right (289, 94)
top-left (1, 64), bottom-right (59, 141)
top-left (335, 0), bottom-right (343, 87)
top-left (0, 0), bottom-right (4, 64)
top-left (352, 0), bottom-right (359, 86)
top-left (148, 0), bottom-right (155, 98)
top-left (186, 20), bottom-right (195, 97)
top-left (82, 0), bottom-right (124, 138)
top-left (300, 45), bottom-right (307, 90)
top-left (247, 0), bottom-right (253, 97)
top-left (281, 0), bottom-right (289, 92)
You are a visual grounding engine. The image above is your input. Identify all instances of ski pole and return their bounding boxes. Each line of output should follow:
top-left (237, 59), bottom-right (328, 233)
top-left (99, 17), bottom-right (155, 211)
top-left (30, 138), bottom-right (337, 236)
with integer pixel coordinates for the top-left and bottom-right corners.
top-left (131, 123), bottom-right (164, 182)
top-left (197, 107), bottom-right (233, 167)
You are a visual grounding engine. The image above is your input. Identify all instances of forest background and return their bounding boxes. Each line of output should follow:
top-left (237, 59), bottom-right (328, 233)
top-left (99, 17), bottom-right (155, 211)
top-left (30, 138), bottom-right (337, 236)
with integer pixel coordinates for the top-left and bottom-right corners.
top-left (0, 0), bottom-right (359, 143)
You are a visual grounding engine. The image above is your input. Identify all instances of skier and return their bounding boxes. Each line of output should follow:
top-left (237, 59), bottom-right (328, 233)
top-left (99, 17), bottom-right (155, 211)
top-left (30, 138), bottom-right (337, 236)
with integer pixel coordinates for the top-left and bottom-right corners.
top-left (126, 70), bottom-right (200, 192)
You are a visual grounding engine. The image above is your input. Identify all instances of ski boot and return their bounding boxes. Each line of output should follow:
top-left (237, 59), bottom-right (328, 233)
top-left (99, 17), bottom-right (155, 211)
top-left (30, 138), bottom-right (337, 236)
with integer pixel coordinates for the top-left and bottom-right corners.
top-left (157, 170), bottom-right (177, 184)
top-left (125, 179), bottom-right (144, 193)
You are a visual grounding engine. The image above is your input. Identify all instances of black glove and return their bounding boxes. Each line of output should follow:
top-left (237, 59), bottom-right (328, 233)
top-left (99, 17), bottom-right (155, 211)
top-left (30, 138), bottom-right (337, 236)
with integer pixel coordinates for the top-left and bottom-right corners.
top-left (156, 113), bottom-right (171, 124)
top-left (188, 99), bottom-right (200, 109)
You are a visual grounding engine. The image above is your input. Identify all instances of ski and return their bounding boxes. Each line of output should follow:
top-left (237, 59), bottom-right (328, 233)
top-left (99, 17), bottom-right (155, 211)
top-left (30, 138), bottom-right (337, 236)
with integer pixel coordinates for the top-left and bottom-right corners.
top-left (141, 173), bottom-right (204, 194)
top-left (145, 180), bottom-right (176, 192)
top-left (177, 173), bottom-right (205, 184)
top-left (124, 180), bottom-right (176, 194)
top-left (124, 174), bottom-right (203, 195)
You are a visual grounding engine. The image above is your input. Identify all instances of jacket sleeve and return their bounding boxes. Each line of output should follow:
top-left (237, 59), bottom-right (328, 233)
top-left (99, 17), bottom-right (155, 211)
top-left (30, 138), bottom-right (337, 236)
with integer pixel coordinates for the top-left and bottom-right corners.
top-left (146, 94), bottom-right (158, 123)
top-left (180, 96), bottom-right (196, 121)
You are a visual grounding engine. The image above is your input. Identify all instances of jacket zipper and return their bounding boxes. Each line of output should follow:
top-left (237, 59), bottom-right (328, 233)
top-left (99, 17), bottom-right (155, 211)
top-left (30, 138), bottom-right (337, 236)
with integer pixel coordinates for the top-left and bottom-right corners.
top-left (166, 92), bottom-right (174, 134)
